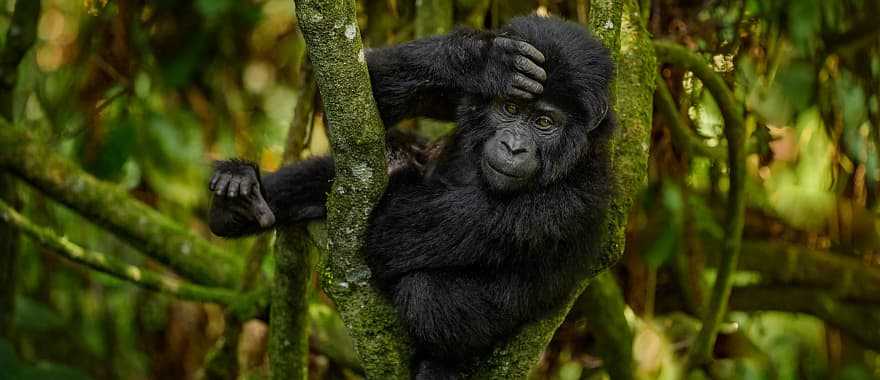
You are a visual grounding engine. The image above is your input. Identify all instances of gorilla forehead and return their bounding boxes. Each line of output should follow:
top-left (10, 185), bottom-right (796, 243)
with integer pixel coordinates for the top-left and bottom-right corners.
top-left (501, 15), bottom-right (614, 125)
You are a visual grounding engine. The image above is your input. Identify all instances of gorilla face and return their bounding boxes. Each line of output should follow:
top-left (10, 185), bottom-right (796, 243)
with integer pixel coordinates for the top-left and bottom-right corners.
top-left (480, 99), bottom-right (568, 192)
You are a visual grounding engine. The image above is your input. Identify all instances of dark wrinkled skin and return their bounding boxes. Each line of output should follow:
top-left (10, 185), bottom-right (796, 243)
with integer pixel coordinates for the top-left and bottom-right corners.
top-left (207, 16), bottom-right (616, 379)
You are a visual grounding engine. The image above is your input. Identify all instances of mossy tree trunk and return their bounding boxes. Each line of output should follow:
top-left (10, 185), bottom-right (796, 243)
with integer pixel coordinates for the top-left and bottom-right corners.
top-left (292, 0), bottom-right (412, 378)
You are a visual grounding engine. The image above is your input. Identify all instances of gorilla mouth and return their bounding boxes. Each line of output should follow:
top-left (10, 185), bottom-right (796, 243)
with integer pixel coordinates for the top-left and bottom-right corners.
top-left (485, 160), bottom-right (522, 178)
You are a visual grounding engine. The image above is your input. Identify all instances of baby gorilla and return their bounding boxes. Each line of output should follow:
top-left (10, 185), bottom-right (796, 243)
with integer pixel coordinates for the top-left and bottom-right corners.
top-left (208, 15), bottom-right (615, 379)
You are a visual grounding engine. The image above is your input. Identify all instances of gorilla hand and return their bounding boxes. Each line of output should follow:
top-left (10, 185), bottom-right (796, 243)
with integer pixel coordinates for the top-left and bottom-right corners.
top-left (486, 37), bottom-right (546, 100)
top-left (208, 160), bottom-right (275, 237)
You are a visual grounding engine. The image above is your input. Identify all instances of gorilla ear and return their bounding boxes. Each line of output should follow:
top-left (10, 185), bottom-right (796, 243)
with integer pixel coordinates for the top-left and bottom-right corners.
top-left (587, 97), bottom-right (610, 132)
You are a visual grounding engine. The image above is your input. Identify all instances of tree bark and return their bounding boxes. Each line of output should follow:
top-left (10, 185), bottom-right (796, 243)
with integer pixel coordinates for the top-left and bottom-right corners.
top-left (0, 129), bottom-right (243, 287)
top-left (293, 1), bottom-right (411, 378)
top-left (270, 64), bottom-right (319, 380)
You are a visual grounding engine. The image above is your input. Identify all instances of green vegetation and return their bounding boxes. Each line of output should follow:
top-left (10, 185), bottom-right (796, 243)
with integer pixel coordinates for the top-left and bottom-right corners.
top-left (0, 0), bottom-right (878, 379)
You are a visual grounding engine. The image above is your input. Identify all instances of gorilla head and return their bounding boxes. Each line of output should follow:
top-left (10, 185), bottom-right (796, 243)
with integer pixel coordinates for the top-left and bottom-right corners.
top-left (458, 16), bottom-right (615, 193)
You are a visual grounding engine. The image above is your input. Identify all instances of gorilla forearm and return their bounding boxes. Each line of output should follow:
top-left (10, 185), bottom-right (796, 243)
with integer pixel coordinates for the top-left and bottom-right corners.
top-left (208, 156), bottom-right (334, 237)
top-left (366, 29), bottom-right (493, 125)
top-left (262, 156), bottom-right (335, 224)
top-left (366, 28), bottom-right (547, 126)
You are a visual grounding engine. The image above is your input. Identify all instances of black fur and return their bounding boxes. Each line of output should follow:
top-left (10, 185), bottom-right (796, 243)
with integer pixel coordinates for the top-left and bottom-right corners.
top-left (208, 16), bottom-right (615, 379)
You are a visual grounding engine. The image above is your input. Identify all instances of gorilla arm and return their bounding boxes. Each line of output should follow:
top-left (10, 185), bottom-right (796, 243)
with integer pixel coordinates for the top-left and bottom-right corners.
top-left (208, 157), bottom-right (334, 237)
top-left (207, 29), bottom-right (547, 238)
top-left (366, 30), bottom-right (547, 125)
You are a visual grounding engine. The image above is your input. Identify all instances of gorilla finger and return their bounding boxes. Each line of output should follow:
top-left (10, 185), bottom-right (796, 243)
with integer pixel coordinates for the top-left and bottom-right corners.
top-left (511, 40), bottom-right (545, 63)
top-left (514, 56), bottom-right (547, 82)
top-left (507, 86), bottom-right (535, 100)
top-left (512, 75), bottom-right (544, 95)
top-left (214, 175), bottom-right (231, 196)
top-left (495, 38), bottom-right (545, 63)
top-left (209, 173), bottom-right (221, 191)
top-left (239, 176), bottom-right (252, 197)
top-left (493, 37), bottom-right (520, 53)
top-left (227, 177), bottom-right (243, 197)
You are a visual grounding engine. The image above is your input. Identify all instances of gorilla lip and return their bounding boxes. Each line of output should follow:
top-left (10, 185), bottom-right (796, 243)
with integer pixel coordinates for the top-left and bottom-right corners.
top-left (485, 159), bottom-right (523, 178)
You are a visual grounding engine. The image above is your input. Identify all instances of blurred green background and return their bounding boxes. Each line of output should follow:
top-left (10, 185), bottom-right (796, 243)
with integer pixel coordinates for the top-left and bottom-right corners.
top-left (0, 0), bottom-right (878, 379)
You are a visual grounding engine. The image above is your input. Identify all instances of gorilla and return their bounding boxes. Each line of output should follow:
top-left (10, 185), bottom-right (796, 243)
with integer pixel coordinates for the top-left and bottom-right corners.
top-left (207, 15), bottom-right (615, 379)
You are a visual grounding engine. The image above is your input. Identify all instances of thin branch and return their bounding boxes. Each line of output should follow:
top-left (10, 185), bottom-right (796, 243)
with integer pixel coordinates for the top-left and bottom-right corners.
top-left (719, 240), bottom-right (880, 303)
top-left (728, 285), bottom-right (880, 351)
top-left (654, 75), bottom-right (725, 160)
top-left (653, 40), bottom-right (747, 368)
top-left (0, 199), bottom-right (238, 305)
top-left (270, 66), bottom-right (319, 380)
top-left (0, 128), bottom-right (243, 287)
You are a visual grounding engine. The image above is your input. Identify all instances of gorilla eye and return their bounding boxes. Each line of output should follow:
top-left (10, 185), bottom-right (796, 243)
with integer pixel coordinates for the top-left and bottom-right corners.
top-left (535, 115), bottom-right (555, 130)
top-left (503, 102), bottom-right (519, 115)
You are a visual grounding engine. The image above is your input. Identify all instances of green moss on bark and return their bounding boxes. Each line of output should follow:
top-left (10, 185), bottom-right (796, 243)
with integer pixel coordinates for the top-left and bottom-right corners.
top-left (577, 272), bottom-right (634, 380)
top-left (269, 66), bottom-right (320, 380)
top-left (0, 129), bottom-right (243, 287)
top-left (293, 1), bottom-right (411, 378)
top-left (270, 225), bottom-right (315, 380)
top-left (0, 200), bottom-right (239, 304)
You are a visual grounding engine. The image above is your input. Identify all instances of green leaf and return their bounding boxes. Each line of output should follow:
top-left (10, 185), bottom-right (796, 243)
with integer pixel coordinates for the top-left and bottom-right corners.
top-left (13, 296), bottom-right (65, 333)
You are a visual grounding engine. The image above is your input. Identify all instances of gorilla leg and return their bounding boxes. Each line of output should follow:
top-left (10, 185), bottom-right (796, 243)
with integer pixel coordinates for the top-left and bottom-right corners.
top-left (392, 271), bottom-right (517, 378)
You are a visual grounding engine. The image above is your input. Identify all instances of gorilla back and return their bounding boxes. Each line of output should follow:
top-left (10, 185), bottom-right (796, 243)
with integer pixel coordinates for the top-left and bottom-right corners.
top-left (207, 15), bottom-right (616, 379)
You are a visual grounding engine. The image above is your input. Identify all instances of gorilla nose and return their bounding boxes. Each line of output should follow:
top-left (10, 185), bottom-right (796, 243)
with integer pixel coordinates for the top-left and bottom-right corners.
top-left (500, 138), bottom-right (529, 156)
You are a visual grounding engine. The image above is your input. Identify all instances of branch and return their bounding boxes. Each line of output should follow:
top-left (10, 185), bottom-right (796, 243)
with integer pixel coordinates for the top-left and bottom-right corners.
top-left (270, 67), bottom-right (319, 380)
top-left (573, 272), bottom-right (635, 380)
top-left (654, 75), bottom-right (725, 160)
top-left (0, 128), bottom-right (243, 287)
top-left (0, 199), bottom-right (240, 305)
top-left (654, 40), bottom-right (747, 368)
top-left (728, 285), bottom-right (880, 351)
top-left (719, 240), bottom-right (880, 303)
top-left (293, 1), bottom-right (409, 378)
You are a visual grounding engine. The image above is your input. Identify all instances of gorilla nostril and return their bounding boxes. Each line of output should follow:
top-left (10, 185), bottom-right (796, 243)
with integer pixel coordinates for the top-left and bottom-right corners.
top-left (511, 147), bottom-right (528, 155)
top-left (500, 140), bottom-right (514, 154)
